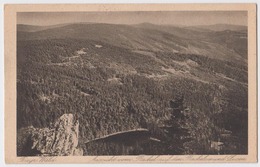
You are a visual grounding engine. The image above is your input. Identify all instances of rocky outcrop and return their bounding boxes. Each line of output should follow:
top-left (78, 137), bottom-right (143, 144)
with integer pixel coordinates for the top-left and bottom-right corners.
top-left (17, 114), bottom-right (83, 156)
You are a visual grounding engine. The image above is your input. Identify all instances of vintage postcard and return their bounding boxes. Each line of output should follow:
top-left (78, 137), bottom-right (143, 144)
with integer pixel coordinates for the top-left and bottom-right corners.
top-left (4, 4), bottom-right (257, 163)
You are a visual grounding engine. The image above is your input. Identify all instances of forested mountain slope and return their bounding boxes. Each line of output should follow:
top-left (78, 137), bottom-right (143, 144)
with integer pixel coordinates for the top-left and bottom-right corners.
top-left (17, 23), bottom-right (248, 155)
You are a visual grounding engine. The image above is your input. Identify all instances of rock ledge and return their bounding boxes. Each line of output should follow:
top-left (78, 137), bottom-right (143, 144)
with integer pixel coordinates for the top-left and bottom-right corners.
top-left (17, 114), bottom-right (83, 156)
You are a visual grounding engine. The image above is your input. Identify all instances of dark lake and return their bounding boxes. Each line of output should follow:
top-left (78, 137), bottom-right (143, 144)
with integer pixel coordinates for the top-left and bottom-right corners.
top-left (84, 129), bottom-right (165, 155)
top-left (83, 128), bottom-right (246, 155)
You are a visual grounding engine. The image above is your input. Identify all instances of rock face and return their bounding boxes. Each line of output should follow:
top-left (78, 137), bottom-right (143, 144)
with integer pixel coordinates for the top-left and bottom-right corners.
top-left (17, 114), bottom-right (83, 156)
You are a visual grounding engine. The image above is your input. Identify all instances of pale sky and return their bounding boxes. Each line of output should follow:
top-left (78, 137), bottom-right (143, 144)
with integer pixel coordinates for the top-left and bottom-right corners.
top-left (17, 11), bottom-right (247, 26)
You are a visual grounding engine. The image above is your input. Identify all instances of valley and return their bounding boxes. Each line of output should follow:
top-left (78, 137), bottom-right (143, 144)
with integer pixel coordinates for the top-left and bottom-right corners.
top-left (17, 22), bottom-right (248, 155)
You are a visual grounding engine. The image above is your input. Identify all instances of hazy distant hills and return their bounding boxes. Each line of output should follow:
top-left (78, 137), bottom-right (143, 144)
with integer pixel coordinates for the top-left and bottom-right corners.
top-left (188, 24), bottom-right (247, 32)
top-left (17, 23), bottom-right (71, 32)
top-left (17, 23), bottom-right (247, 61)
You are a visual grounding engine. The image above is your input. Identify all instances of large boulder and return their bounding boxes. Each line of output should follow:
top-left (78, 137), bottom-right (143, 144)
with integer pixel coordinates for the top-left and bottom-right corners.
top-left (17, 114), bottom-right (83, 156)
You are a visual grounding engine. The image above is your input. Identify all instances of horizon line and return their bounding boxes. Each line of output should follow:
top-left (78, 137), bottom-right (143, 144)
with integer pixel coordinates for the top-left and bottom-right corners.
top-left (16, 22), bottom-right (248, 27)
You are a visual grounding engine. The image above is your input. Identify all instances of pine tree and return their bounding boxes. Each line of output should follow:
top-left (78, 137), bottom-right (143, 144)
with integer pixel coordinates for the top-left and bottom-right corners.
top-left (163, 95), bottom-right (191, 154)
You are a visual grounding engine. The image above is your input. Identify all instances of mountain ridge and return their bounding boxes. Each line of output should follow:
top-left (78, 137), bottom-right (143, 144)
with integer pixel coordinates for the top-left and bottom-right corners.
top-left (17, 22), bottom-right (247, 62)
top-left (18, 22), bottom-right (247, 32)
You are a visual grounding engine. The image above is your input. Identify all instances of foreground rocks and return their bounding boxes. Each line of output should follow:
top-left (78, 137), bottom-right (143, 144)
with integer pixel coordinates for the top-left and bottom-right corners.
top-left (17, 114), bottom-right (83, 156)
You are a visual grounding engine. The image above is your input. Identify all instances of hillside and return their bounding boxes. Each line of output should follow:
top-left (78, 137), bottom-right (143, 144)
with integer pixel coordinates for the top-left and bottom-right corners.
top-left (17, 23), bottom-right (247, 61)
top-left (17, 23), bottom-right (248, 155)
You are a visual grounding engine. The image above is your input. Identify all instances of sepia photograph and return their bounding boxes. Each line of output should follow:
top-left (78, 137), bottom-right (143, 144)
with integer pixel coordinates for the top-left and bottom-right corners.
top-left (4, 4), bottom-right (257, 163)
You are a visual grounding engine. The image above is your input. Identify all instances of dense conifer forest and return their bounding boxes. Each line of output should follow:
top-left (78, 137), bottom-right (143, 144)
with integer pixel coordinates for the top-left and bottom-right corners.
top-left (17, 23), bottom-right (248, 155)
